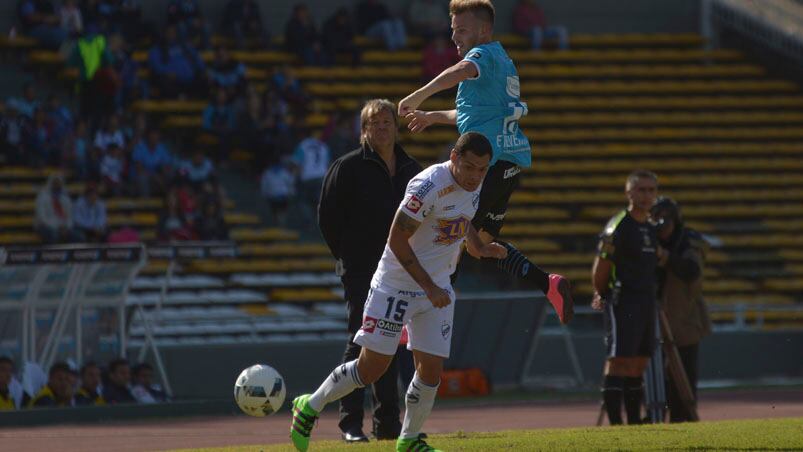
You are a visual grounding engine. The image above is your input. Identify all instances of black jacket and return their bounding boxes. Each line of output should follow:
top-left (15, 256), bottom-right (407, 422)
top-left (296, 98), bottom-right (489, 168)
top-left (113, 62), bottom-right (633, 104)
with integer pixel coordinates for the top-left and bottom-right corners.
top-left (318, 143), bottom-right (421, 277)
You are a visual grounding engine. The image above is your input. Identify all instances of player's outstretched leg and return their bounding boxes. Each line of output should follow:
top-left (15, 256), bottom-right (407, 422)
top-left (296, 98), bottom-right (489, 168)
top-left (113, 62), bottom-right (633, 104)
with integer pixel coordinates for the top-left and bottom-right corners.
top-left (290, 360), bottom-right (366, 451)
top-left (496, 240), bottom-right (574, 324)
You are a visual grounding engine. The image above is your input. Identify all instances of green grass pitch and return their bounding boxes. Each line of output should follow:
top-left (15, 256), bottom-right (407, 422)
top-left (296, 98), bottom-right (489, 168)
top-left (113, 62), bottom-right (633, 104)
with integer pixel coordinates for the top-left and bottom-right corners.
top-left (178, 417), bottom-right (803, 451)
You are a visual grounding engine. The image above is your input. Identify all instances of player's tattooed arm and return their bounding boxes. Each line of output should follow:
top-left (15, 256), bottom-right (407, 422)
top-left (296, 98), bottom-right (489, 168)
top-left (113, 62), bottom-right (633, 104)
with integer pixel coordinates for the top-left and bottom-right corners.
top-left (388, 210), bottom-right (440, 294)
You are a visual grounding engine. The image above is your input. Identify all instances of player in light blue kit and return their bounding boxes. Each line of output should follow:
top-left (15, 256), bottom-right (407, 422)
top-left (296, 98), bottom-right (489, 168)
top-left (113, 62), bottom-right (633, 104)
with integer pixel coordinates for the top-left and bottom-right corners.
top-left (398, 0), bottom-right (573, 324)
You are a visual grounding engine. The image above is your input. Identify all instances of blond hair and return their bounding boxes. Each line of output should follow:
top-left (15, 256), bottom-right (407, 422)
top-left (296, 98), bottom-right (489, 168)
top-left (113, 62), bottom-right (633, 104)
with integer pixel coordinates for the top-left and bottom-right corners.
top-left (449, 0), bottom-right (495, 25)
top-left (359, 99), bottom-right (398, 146)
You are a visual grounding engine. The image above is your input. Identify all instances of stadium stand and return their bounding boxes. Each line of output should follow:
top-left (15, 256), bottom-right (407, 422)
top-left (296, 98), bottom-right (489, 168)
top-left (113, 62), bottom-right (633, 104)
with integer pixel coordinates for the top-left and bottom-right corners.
top-left (2, 20), bottom-right (802, 350)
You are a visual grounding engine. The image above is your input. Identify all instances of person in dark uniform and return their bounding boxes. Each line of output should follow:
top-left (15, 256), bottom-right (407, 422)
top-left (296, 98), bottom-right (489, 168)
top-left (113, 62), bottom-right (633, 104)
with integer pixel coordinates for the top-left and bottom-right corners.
top-left (74, 361), bottom-right (106, 406)
top-left (28, 362), bottom-right (75, 408)
top-left (318, 98), bottom-right (422, 442)
top-left (652, 196), bottom-right (712, 423)
top-left (591, 169), bottom-right (661, 425)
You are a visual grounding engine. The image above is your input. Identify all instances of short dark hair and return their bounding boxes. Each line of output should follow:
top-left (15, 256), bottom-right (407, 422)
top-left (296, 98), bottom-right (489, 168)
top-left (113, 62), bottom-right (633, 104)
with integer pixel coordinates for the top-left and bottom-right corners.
top-left (449, 0), bottom-right (495, 26)
top-left (454, 132), bottom-right (493, 159)
top-left (0, 356), bottom-right (13, 367)
top-left (49, 362), bottom-right (71, 377)
top-left (626, 169), bottom-right (658, 189)
top-left (108, 359), bottom-right (129, 374)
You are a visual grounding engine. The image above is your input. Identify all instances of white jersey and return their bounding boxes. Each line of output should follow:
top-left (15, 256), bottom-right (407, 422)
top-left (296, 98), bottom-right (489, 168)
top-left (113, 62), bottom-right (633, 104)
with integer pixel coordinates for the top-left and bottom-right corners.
top-left (372, 161), bottom-right (481, 292)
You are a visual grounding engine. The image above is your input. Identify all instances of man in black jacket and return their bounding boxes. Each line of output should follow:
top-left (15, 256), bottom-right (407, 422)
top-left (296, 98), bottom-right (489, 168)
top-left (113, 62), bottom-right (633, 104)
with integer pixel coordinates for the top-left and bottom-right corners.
top-left (318, 99), bottom-right (422, 442)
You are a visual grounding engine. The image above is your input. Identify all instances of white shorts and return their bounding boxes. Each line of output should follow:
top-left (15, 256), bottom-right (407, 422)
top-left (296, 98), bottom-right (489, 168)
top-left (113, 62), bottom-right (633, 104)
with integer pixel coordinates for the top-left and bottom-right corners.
top-left (353, 282), bottom-right (455, 358)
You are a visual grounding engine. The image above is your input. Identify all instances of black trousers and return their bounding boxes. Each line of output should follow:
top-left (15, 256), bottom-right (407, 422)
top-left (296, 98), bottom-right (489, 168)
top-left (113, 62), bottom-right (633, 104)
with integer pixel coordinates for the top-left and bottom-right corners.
top-left (339, 274), bottom-right (402, 438)
top-left (666, 343), bottom-right (699, 423)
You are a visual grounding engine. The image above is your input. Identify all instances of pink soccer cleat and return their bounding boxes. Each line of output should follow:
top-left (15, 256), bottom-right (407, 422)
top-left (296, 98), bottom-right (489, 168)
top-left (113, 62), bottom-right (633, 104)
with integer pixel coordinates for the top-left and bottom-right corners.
top-left (547, 274), bottom-right (574, 324)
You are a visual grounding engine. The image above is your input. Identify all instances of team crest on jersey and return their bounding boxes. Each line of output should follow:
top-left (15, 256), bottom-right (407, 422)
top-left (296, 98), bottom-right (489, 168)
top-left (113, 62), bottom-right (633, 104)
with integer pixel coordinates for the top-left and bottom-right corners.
top-left (433, 216), bottom-right (470, 245)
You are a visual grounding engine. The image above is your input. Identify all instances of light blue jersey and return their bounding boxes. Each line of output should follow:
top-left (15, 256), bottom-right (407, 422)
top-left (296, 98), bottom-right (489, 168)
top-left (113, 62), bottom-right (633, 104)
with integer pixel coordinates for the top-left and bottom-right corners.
top-left (456, 41), bottom-right (531, 168)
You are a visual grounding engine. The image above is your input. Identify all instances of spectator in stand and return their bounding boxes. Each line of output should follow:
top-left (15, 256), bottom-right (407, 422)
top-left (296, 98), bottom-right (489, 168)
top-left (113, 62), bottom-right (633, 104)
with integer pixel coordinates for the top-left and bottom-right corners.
top-left (356, 0), bottom-right (406, 51)
top-left (240, 88), bottom-right (276, 166)
top-left (0, 356), bottom-right (18, 411)
top-left (74, 362), bottom-right (105, 406)
top-left (18, 0), bottom-right (68, 50)
top-left (260, 156), bottom-right (296, 227)
top-left (132, 128), bottom-right (173, 197)
top-left (1, 104), bottom-right (25, 165)
top-left (148, 25), bottom-right (206, 99)
top-left (292, 127), bottom-right (330, 228)
top-left (197, 200), bottom-right (229, 241)
top-left (284, 4), bottom-right (329, 67)
top-left (35, 173), bottom-right (83, 244)
top-left (28, 362), bottom-right (75, 408)
top-left (202, 90), bottom-right (237, 162)
top-left (66, 26), bottom-right (116, 121)
top-left (81, 0), bottom-right (118, 35)
top-left (512, 0), bottom-right (569, 50)
top-left (131, 363), bottom-right (168, 404)
top-left (108, 33), bottom-right (141, 110)
top-left (103, 359), bottom-right (135, 404)
top-left (100, 144), bottom-right (126, 195)
top-left (94, 114), bottom-right (126, 153)
top-left (207, 46), bottom-right (247, 100)
top-left (271, 66), bottom-right (309, 118)
top-left (7, 82), bottom-right (39, 120)
top-left (63, 119), bottom-right (90, 180)
top-left (407, 0), bottom-right (449, 38)
top-left (180, 150), bottom-right (215, 187)
top-left (166, 0), bottom-right (210, 48)
top-left (421, 34), bottom-right (460, 81)
top-left (322, 8), bottom-right (361, 66)
top-left (60, 0), bottom-right (83, 37)
top-left (44, 93), bottom-right (73, 146)
top-left (158, 190), bottom-right (195, 240)
top-left (25, 108), bottom-right (58, 166)
top-left (106, 217), bottom-right (141, 243)
top-left (221, 0), bottom-right (268, 49)
top-left (73, 183), bottom-right (107, 242)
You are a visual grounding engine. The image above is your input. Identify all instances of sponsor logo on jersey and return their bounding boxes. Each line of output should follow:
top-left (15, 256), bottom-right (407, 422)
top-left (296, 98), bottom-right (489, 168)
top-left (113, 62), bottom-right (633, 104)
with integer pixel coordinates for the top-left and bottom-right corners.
top-left (469, 52), bottom-right (481, 59)
top-left (438, 184), bottom-right (456, 198)
top-left (361, 316), bottom-right (377, 334)
top-left (415, 180), bottom-right (434, 199)
top-left (443, 205), bottom-right (455, 211)
top-left (405, 195), bottom-right (423, 213)
top-left (503, 166), bottom-right (521, 179)
top-left (398, 289), bottom-right (426, 298)
top-left (433, 216), bottom-right (470, 245)
top-left (441, 321), bottom-right (451, 339)
top-left (377, 319), bottom-right (403, 337)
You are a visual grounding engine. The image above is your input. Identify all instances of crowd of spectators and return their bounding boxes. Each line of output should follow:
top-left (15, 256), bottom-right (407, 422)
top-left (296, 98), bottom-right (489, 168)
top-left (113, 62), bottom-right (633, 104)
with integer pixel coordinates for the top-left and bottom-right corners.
top-left (6, 1), bottom-right (569, 236)
top-left (0, 356), bottom-right (169, 411)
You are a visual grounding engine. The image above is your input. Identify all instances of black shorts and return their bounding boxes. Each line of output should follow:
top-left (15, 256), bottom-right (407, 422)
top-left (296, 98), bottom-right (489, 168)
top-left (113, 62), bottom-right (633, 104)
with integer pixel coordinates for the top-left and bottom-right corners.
top-left (604, 299), bottom-right (657, 358)
top-left (472, 160), bottom-right (520, 238)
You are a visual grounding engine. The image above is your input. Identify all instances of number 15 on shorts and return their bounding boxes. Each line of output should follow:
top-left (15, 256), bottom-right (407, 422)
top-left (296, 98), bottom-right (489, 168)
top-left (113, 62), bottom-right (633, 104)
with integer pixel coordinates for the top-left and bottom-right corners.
top-left (385, 296), bottom-right (408, 322)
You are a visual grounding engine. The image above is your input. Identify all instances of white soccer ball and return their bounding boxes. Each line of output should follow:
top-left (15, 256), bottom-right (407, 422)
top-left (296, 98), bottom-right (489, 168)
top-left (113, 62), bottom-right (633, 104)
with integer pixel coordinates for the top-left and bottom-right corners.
top-left (234, 364), bottom-right (286, 417)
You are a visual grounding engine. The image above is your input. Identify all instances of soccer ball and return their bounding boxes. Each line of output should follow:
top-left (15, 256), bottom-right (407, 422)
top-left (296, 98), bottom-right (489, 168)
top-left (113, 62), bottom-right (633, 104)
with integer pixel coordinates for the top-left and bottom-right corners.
top-left (234, 364), bottom-right (286, 417)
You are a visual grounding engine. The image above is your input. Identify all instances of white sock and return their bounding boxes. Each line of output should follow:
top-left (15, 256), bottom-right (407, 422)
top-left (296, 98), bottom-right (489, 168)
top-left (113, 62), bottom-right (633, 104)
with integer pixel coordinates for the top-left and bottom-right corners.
top-left (308, 359), bottom-right (364, 413)
top-left (400, 372), bottom-right (439, 440)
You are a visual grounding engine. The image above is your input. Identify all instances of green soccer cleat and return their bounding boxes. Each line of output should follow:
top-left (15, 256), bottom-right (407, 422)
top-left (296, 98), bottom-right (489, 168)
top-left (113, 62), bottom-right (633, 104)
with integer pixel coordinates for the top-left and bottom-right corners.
top-left (290, 394), bottom-right (319, 452)
top-left (396, 434), bottom-right (443, 452)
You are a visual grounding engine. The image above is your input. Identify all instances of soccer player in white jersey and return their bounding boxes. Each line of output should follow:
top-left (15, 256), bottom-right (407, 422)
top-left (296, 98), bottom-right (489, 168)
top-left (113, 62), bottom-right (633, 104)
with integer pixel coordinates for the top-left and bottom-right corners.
top-left (397, 0), bottom-right (574, 325)
top-left (290, 132), bottom-right (506, 452)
